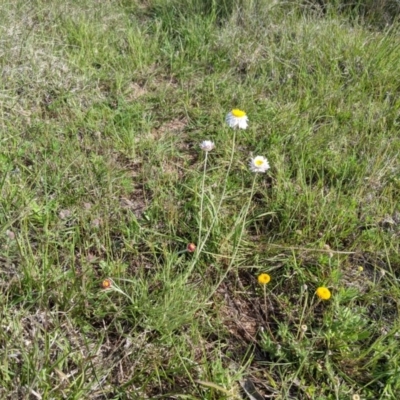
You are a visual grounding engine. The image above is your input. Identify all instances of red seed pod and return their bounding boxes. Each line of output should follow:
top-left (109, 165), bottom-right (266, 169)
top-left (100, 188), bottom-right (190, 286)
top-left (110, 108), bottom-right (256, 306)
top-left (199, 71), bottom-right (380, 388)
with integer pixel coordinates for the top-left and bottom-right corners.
top-left (187, 243), bottom-right (196, 252)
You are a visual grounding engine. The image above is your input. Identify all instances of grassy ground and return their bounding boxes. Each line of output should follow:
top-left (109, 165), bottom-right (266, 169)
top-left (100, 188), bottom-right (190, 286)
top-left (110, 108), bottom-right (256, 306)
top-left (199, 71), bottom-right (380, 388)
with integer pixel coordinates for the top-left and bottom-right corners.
top-left (1, 0), bottom-right (400, 399)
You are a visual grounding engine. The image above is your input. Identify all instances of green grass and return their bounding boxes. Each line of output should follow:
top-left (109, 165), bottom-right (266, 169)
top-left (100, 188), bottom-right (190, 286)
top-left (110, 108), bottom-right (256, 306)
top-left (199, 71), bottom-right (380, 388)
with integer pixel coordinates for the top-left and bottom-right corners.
top-left (1, 0), bottom-right (400, 398)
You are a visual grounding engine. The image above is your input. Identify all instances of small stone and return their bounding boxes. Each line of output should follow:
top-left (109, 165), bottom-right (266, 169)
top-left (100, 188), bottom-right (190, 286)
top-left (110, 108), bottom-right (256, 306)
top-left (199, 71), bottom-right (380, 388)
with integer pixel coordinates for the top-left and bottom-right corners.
top-left (5, 230), bottom-right (15, 240)
top-left (59, 209), bottom-right (72, 220)
top-left (91, 218), bottom-right (101, 228)
top-left (83, 202), bottom-right (92, 210)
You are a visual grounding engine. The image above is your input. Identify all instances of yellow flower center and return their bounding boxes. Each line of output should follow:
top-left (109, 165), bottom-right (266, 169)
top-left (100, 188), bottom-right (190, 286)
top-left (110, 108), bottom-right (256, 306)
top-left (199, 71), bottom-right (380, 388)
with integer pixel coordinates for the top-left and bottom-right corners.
top-left (255, 159), bottom-right (264, 166)
top-left (232, 109), bottom-right (246, 118)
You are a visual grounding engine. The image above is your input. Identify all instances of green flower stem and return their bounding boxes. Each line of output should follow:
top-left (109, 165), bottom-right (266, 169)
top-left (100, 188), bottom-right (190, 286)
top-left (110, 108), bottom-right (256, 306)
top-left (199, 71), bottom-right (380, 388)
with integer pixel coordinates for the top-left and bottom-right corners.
top-left (206, 173), bottom-right (258, 301)
top-left (184, 130), bottom-right (237, 279)
top-left (197, 151), bottom-right (208, 247)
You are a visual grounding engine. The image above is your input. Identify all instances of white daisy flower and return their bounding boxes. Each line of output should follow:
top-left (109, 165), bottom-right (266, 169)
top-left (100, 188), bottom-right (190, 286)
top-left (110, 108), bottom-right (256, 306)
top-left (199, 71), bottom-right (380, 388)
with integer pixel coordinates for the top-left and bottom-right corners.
top-left (249, 156), bottom-right (270, 173)
top-left (200, 140), bottom-right (215, 152)
top-left (226, 109), bottom-right (248, 129)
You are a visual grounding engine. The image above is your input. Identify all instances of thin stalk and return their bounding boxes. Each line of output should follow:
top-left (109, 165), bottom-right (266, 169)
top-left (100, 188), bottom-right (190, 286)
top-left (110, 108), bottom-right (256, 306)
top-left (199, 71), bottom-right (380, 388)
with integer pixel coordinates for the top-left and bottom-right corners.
top-left (197, 129), bottom-right (237, 254)
top-left (184, 130), bottom-right (237, 278)
top-left (206, 173), bottom-right (258, 300)
top-left (197, 151), bottom-right (208, 246)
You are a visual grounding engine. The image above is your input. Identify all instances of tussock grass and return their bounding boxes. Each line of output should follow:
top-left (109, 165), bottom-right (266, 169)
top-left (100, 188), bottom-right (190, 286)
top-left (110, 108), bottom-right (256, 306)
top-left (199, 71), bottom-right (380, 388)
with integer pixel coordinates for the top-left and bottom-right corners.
top-left (1, 0), bottom-right (400, 398)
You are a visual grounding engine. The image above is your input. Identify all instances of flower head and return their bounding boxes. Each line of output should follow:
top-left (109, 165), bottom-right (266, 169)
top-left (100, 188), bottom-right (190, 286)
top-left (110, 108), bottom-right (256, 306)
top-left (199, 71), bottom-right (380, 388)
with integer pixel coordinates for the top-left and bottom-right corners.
top-left (226, 109), bottom-right (248, 129)
top-left (301, 324), bottom-right (308, 332)
top-left (200, 140), bottom-right (215, 152)
top-left (257, 273), bottom-right (271, 285)
top-left (316, 286), bottom-right (331, 300)
top-left (249, 156), bottom-right (270, 173)
top-left (102, 278), bottom-right (112, 289)
top-left (187, 243), bottom-right (196, 252)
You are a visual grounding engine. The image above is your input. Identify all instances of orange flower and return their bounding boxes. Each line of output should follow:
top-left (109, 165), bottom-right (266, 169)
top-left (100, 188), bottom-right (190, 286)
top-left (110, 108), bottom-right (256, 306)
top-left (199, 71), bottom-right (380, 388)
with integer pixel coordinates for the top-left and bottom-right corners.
top-left (101, 278), bottom-right (112, 289)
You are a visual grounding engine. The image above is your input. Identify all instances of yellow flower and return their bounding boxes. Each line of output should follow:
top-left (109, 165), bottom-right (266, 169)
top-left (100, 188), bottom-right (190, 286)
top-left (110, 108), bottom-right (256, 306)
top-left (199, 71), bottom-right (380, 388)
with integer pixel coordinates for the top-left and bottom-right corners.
top-left (257, 273), bottom-right (271, 285)
top-left (316, 286), bottom-right (331, 300)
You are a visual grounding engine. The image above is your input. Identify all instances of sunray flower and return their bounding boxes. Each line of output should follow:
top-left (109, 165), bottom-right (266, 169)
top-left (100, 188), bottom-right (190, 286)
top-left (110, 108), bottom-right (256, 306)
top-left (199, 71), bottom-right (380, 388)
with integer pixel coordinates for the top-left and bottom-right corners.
top-left (257, 273), bottom-right (271, 285)
top-left (249, 156), bottom-right (270, 173)
top-left (226, 109), bottom-right (248, 129)
top-left (200, 140), bottom-right (215, 152)
top-left (316, 286), bottom-right (331, 300)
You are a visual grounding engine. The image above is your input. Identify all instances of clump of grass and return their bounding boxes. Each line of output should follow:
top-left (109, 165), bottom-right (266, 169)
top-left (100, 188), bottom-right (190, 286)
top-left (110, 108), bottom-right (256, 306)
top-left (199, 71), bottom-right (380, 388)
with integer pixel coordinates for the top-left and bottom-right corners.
top-left (304, 0), bottom-right (400, 26)
top-left (1, 0), bottom-right (400, 398)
